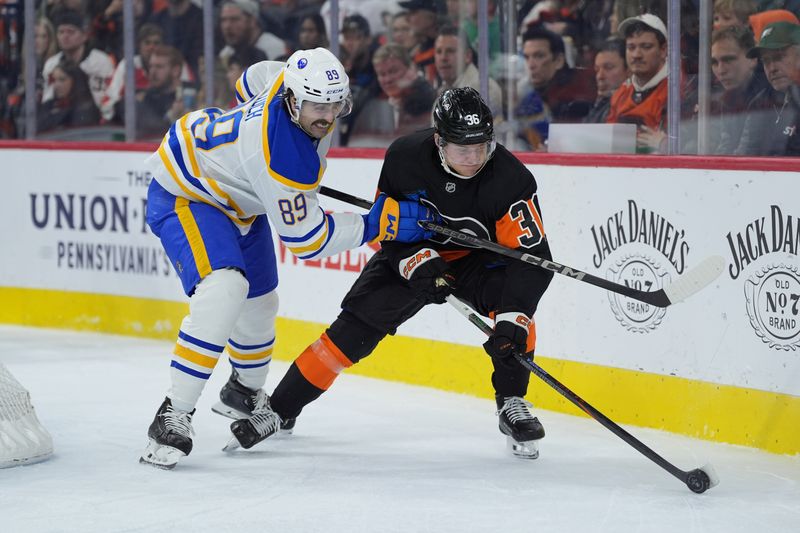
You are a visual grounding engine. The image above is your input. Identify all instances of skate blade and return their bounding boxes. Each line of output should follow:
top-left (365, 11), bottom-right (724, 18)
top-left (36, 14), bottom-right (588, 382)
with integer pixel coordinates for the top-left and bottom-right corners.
top-left (222, 435), bottom-right (242, 452)
top-left (211, 402), bottom-right (248, 420)
top-left (507, 436), bottom-right (539, 460)
top-left (139, 439), bottom-right (185, 469)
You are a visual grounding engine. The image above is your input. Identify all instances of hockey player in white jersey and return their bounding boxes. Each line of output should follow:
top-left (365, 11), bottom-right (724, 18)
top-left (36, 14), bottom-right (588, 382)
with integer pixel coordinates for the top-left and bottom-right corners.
top-left (140, 48), bottom-right (438, 469)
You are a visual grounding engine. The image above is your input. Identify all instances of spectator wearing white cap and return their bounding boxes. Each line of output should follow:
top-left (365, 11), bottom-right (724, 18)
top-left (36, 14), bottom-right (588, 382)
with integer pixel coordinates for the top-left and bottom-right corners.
top-left (606, 13), bottom-right (669, 153)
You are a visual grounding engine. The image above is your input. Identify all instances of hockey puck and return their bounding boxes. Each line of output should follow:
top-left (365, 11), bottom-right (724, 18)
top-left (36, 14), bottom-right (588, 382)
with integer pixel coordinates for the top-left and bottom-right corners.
top-left (686, 468), bottom-right (711, 494)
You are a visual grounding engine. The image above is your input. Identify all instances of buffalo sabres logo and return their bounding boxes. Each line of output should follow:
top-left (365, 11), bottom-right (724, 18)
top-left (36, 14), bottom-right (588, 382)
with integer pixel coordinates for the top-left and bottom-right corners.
top-left (445, 182), bottom-right (456, 193)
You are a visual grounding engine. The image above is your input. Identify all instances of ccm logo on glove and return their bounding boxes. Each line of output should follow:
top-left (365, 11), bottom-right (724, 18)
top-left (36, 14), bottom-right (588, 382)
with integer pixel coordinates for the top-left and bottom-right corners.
top-left (399, 249), bottom-right (437, 279)
top-left (498, 312), bottom-right (531, 329)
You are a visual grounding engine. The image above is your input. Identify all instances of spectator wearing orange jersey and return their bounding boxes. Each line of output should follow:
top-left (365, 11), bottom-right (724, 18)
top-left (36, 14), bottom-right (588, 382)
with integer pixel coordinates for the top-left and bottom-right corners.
top-left (606, 14), bottom-right (669, 153)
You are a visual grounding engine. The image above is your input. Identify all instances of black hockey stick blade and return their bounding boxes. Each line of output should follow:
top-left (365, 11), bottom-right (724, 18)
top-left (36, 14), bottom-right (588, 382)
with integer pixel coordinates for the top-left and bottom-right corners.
top-left (423, 221), bottom-right (724, 308)
top-left (444, 295), bottom-right (720, 494)
top-left (318, 186), bottom-right (724, 307)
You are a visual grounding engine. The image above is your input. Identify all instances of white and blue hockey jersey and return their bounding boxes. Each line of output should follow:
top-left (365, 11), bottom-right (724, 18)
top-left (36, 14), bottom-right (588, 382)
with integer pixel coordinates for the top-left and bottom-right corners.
top-left (145, 61), bottom-right (365, 260)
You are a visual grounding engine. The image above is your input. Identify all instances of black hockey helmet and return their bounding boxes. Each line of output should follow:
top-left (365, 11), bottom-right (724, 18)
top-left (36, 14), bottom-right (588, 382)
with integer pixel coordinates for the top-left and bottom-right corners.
top-left (433, 87), bottom-right (494, 145)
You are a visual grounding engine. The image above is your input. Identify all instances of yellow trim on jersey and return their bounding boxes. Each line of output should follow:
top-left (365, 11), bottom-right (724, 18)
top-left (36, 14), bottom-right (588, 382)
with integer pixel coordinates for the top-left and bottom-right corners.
top-left (235, 77), bottom-right (246, 103)
top-left (174, 197), bottom-right (212, 278)
top-left (260, 73), bottom-right (321, 192)
top-left (286, 229), bottom-right (329, 255)
top-left (177, 115), bottom-right (256, 225)
top-left (157, 143), bottom-right (252, 229)
top-left (227, 346), bottom-right (274, 360)
top-left (174, 344), bottom-right (218, 369)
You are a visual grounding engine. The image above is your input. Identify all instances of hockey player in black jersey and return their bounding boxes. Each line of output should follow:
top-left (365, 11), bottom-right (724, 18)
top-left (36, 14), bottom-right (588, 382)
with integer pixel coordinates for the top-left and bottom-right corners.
top-left (225, 87), bottom-right (554, 458)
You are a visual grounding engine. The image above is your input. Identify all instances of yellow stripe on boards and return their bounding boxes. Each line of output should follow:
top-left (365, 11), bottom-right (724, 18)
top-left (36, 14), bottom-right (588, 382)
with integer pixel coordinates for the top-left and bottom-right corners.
top-left (174, 197), bottom-right (212, 278)
top-left (1, 285), bottom-right (798, 455)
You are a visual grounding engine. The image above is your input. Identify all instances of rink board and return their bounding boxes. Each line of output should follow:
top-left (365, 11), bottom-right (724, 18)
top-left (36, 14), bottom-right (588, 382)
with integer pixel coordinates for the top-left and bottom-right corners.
top-left (0, 145), bottom-right (798, 455)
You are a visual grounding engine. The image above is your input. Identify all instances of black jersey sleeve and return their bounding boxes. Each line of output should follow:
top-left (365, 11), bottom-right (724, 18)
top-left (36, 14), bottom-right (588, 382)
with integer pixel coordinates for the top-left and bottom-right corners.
top-left (491, 158), bottom-right (554, 317)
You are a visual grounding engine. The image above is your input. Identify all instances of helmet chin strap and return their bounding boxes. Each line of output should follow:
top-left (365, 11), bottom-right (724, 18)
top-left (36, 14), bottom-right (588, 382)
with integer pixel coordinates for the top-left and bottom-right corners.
top-left (437, 146), bottom-right (490, 180)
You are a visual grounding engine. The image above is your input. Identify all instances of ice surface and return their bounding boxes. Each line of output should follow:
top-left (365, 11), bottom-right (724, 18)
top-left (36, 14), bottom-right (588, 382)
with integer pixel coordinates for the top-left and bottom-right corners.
top-left (1, 326), bottom-right (798, 533)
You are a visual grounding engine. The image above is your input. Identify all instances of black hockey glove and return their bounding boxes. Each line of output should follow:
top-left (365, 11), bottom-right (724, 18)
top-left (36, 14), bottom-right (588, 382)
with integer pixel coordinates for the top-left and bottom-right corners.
top-left (483, 313), bottom-right (531, 369)
top-left (399, 248), bottom-right (456, 304)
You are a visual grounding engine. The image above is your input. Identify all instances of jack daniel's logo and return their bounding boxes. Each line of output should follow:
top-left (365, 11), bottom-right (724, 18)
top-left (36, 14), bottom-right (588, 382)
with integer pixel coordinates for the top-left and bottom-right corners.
top-left (726, 205), bottom-right (800, 351)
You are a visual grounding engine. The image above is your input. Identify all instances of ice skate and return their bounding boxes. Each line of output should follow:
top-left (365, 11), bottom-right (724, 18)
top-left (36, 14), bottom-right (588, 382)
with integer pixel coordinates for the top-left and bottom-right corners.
top-left (497, 396), bottom-right (544, 460)
top-left (222, 394), bottom-right (282, 452)
top-left (139, 398), bottom-right (195, 469)
top-left (211, 370), bottom-right (295, 434)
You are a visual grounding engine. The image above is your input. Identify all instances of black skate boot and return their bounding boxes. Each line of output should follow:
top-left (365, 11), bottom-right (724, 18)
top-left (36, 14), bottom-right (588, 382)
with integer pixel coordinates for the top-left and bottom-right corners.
top-left (139, 397), bottom-right (195, 469)
top-left (497, 396), bottom-right (545, 459)
top-left (211, 370), bottom-right (296, 434)
top-left (222, 394), bottom-right (282, 451)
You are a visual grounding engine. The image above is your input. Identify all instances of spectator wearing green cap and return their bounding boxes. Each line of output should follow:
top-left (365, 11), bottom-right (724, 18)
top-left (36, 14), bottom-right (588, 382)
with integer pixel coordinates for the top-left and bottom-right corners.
top-left (737, 20), bottom-right (800, 155)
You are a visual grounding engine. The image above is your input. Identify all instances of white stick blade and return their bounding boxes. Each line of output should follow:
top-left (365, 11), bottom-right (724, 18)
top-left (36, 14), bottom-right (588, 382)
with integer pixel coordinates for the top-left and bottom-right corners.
top-left (663, 255), bottom-right (725, 304)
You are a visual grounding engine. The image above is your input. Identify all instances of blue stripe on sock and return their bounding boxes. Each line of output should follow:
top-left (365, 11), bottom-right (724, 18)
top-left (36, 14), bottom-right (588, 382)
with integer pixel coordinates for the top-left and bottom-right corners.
top-left (178, 330), bottom-right (225, 353)
top-left (228, 338), bottom-right (275, 350)
top-left (230, 360), bottom-right (271, 369)
top-left (171, 360), bottom-right (212, 379)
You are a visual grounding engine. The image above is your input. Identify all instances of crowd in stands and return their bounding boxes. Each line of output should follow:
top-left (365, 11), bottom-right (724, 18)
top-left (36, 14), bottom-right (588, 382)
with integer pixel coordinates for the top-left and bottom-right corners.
top-left (0, 0), bottom-right (798, 156)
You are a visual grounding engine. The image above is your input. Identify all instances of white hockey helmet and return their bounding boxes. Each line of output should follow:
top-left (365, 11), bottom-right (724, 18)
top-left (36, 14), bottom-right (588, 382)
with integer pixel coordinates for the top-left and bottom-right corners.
top-left (283, 47), bottom-right (352, 121)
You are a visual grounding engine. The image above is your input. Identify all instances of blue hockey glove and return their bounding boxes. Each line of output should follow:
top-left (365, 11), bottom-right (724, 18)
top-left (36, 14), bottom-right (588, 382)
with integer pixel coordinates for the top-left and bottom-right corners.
top-left (363, 194), bottom-right (439, 244)
top-left (483, 313), bottom-right (531, 369)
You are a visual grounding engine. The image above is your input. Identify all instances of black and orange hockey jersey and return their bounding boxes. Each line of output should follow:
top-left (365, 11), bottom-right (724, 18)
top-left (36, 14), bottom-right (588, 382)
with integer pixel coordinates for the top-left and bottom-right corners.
top-left (606, 76), bottom-right (668, 130)
top-left (376, 128), bottom-right (553, 317)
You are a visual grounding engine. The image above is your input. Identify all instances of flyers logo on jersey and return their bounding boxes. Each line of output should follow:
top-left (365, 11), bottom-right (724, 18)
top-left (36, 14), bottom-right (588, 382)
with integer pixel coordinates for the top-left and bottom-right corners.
top-left (400, 249), bottom-right (436, 279)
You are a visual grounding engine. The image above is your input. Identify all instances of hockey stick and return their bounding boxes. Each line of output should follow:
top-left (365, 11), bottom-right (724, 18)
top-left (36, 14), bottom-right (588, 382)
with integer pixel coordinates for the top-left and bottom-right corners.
top-left (318, 185), bottom-right (725, 308)
top-left (444, 294), bottom-right (719, 494)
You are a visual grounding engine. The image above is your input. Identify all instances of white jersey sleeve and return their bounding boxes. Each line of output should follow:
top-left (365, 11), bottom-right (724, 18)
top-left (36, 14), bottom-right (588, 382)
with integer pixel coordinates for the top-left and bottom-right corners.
top-left (234, 60), bottom-right (284, 104)
top-left (145, 66), bottom-right (367, 260)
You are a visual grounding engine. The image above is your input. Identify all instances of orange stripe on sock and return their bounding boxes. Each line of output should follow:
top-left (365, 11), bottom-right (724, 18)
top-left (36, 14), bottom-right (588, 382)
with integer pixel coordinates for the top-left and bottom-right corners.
top-left (295, 332), bottom-right (353, 390)
top-left (526, 319), bottom-right (537, 353)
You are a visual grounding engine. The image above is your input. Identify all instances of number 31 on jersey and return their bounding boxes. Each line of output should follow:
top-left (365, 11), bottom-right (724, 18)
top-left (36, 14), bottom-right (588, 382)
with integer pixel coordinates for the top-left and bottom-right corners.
top-left (496, 194), bottom-right (545, 249)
